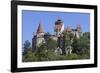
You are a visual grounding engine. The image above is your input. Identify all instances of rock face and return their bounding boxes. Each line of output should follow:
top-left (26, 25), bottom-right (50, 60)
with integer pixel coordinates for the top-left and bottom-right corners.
top-left (32, 19), bottom-right (82, 54)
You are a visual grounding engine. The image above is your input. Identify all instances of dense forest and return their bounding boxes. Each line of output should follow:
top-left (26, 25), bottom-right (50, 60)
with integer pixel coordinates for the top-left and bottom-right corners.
top-left (22, 32), bottom-right (90, 62)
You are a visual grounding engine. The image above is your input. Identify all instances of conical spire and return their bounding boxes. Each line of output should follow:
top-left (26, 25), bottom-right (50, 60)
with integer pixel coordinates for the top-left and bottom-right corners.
top-left (37, 21), bottom-right (44, 34)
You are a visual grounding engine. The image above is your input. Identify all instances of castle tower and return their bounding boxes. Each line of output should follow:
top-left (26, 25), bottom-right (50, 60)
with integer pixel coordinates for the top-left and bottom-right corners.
top-left (75, 24), bottom-right (82, 38)
top-left (36, 22), bottom-right (45, 37)
top-left (66, 26), bottom-right (72, 32)
top-left (77, 24), bottom-right (81, 32)
top-left (54, 19), bottom-right (64, 36)
top-left (32, 21), bottom-right (45, 51)
top-left (36, 22), bottom-right (45, 46)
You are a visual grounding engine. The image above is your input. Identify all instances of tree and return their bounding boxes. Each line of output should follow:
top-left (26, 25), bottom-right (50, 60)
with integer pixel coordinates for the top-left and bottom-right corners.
top-left (72, 37), bottom-right (80, 54)
top-left (72, 32), bottom-right (90, 58)
top-left (83, 32), bottom-right (90, 39)
top-left (46, 38), bottom-right (57, 51)
top-left (62, 31), bottom-right (74, 54)
top-left (80, 32), bottom-right (90, 58)
top-left (23, 40), bottom-right (31, 54)
top-left (34, 37), bottom-right (58, 61)
top-left (63, 31), bottom-right (74, 46)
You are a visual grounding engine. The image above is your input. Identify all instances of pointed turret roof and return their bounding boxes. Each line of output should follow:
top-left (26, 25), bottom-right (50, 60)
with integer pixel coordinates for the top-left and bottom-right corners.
top-left (37, 22), bottom-right (44, 34)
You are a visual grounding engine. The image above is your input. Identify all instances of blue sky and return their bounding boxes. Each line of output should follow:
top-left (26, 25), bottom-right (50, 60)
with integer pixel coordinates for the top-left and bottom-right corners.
top-left (22, 10), bottom-right (90, 44)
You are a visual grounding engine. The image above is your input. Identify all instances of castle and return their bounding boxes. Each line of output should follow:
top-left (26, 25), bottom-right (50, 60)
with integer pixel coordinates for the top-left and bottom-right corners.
top-left (32, 19), bottom-right (82, 54)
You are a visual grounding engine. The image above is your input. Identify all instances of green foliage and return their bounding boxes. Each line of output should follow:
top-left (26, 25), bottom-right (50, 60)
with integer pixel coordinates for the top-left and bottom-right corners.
top-left (22, 50), bottom-right (38, 62)
top-left (23, 40), bottom-right (31, 55)
top-left (64, 53), bottom-right (79, 60)
top-left (22, 32), bottom-right (90, 62)
top-left (22, 51), bottom-right (83, 62)
top-left (63, 31), bottom-right (74, 46)
top-left (35, 43), bottom-right (48, 61)
top-left (72, 32), bottom-right (90, 58)
top-left (46, 37), bottom-right (57, 50)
